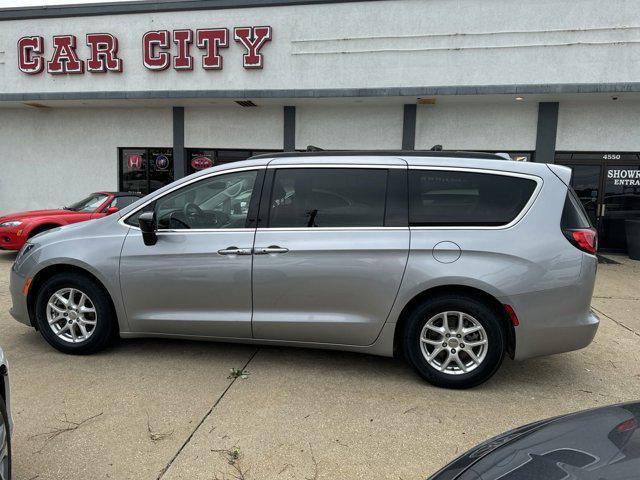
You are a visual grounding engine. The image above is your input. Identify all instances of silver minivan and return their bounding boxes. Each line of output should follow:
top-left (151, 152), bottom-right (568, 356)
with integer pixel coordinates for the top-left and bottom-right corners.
top-left (9, 151), bottom-right (599, 388)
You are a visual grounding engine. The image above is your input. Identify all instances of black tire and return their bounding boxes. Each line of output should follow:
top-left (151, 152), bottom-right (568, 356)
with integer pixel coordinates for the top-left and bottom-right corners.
top-left (403, 294), bottom-right (506, 389)
top-left (0, 395), bottom-right (11, 480)
top-left (34, 272), bottom-right (116, 355)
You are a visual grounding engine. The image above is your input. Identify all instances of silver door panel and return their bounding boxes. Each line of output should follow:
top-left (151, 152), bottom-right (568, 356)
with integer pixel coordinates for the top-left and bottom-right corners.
top-left (120, 229), bottom-right (254, 337)
top-left (252, 229), bottom-right (410, 345)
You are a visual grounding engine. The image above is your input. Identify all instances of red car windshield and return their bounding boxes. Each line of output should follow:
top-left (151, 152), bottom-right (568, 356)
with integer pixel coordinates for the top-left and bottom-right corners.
top-left (65, 193), bottom-right (109, 212)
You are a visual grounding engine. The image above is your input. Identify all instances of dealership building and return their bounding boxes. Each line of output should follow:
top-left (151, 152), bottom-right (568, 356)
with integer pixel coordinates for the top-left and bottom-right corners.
top-left (1, 0), bottom-right (640, 252)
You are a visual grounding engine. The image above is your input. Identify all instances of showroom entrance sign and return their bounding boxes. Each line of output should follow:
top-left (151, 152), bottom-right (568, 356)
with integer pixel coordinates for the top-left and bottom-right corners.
top-left (607, 168), bottom-right (640, 186)
top-left (17, 26), bottom-right (272, 75)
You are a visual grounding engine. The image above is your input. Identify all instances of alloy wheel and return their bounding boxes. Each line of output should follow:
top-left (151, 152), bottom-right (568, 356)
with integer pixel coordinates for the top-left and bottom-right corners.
top-left (419, 311), bottom-right (488, 375)
top-left (46, 288), bottom-right (98, 343)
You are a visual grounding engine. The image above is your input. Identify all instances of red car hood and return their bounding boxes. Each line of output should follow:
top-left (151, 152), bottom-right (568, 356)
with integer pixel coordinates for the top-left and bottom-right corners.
top-left (0, 209), bottom-right (79, 222)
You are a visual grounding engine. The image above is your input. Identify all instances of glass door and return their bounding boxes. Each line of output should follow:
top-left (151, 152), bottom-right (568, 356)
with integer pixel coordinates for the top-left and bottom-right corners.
top-left (601, 165), bottom-right (640, 250)
top-left (120, 148), bottom-right (148, 194)
top-left (569, 164), bottom-right (602, 227)
top-left (557, 153), bottom-right (640, 252)
top-left (149, 148), bottom-right (174, 192)
top-left (120, 148), bottom-right (174, 195)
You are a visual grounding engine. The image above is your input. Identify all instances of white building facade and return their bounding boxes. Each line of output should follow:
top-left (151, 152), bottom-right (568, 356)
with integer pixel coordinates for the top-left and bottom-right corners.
top-left (1, 0), bottom-right (639, 251)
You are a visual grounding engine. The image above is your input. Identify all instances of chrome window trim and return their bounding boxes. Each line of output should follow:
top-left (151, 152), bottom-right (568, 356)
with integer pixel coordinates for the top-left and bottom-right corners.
top-left (156, 228), bottom-right (255, 235)
top-left (256, 227), bottom-right (408, 232)
top-left (119, 165), bottom-right (264, 232)
top-left (407, 166), bottom-right (543, 231)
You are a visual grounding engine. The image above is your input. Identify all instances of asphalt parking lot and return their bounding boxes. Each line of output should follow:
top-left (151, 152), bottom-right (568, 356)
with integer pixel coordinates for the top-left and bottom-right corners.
top-left (1, 251), bottom-right (639, 480)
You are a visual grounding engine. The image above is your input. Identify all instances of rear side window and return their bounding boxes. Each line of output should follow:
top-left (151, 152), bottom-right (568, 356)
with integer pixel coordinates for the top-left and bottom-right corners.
top-left (409, 170), bottom-right (538, 226)
top-left (561, 188), bottom-right (592, 229)
top-left (268, 168), bottom-right (387, 228)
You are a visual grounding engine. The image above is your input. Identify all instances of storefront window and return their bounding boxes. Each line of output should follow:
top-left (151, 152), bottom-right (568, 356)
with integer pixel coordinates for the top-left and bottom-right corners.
top-left (186, 148), bottom-right (280, 175)
top-left (188, 150), bottom-right (215, 174)
top-left (120, 148), bottom-right (174, 195)
top-left (149, 148), bottom-right (174, 192)
top-left (217, 150), bottom-right (252, 164)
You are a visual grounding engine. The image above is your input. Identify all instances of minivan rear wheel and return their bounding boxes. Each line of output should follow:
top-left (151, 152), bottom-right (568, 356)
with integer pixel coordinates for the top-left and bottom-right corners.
top-left (403, 294), bottom-right (506, 389)
top-left (34, 272), bottom-right (116, 355)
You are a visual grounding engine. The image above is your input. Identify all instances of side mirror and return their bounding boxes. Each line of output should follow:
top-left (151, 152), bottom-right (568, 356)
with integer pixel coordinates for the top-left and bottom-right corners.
top-left (105, 206), bottom-right (119, 215)
top-left (138, 212), bottom-right (157, 246)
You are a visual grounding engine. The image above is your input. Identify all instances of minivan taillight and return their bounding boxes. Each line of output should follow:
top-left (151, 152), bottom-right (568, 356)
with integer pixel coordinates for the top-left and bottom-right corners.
top-left (561, 188), bottom-right (597, 255)
top-left (564, 228), bottom-right (598, 254)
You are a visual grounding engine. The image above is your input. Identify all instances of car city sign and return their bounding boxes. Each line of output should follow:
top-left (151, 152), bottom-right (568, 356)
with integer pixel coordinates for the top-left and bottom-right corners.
top-left (17, 26), bottom-right (272, 75)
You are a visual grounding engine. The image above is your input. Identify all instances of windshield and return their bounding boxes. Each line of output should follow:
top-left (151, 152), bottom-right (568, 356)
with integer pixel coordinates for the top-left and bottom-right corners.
top-left (66, 193), bottom-right (109, 212)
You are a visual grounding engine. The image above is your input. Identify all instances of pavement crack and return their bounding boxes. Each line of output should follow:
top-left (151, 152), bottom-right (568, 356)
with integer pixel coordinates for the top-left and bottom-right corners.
top-left (592, 306), bottom-right (640, 338)
top-left (156, 347), bottom-right (261, 480)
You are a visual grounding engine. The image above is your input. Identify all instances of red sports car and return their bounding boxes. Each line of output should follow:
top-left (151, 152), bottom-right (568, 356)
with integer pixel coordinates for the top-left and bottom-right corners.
top-left (0, 191), bottom-right (142, 251)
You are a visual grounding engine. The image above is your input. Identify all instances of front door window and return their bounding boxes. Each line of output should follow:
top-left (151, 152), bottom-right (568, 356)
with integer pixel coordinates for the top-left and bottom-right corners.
top-left (155, 170), bottom-right (258, 230)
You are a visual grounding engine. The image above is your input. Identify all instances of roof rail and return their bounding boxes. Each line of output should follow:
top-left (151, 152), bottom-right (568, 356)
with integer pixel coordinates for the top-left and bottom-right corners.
top-left (249, 150), bottom-right (506, 160)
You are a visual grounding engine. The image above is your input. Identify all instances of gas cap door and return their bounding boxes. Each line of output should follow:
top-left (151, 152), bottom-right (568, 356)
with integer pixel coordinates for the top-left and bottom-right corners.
top-left (432, 241), bottom-right (462, 263)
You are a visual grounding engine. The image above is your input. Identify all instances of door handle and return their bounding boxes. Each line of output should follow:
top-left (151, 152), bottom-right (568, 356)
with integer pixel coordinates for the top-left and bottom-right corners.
top-left (218, 246), bottom-right (252, 256)
top-left (597, 204), bottom-right (607, 217)
top-left (255, 245), bottom-right (289, 255)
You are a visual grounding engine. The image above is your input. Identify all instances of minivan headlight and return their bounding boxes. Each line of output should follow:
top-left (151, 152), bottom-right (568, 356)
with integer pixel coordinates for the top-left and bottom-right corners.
top-left (0, 220), bottom-right (22, 228)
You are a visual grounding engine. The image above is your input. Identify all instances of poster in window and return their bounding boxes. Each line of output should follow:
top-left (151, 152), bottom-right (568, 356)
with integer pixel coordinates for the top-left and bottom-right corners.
top-left (190, 151), bottom-right (215, 171)
top-left (155, 154), bottom-right (170, 171)
top-left (127, 154), bottom-right (143, 170)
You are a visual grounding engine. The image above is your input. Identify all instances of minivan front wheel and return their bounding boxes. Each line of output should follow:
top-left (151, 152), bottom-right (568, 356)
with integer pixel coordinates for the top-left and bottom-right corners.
top-left (403, 295), bottom-right (506, 389)
top-left (0, 395), bottom-right (11, 480)
top-left (34, 272), bottom-right (116, 355)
